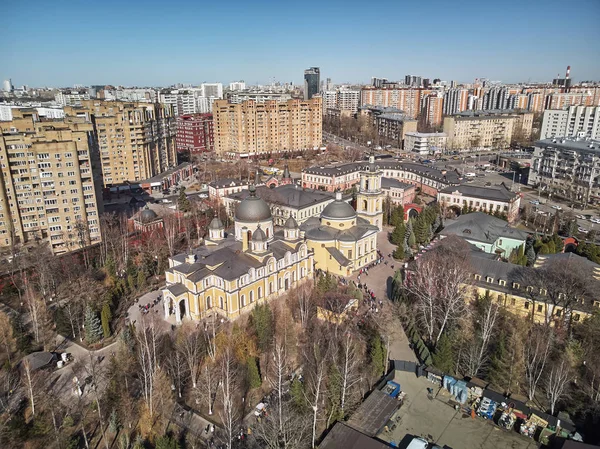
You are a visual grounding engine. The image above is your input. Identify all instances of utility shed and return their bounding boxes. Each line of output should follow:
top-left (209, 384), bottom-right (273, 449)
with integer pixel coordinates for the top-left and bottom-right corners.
top-left (319, 422), bottom-right (391, 449)
top-left (346, 389), bottom-right (400, 437)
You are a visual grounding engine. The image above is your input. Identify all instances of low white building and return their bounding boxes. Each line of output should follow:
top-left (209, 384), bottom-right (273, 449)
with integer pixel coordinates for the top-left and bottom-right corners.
top-left (437, 183), bottom-right (521, 223)
top-left (404, 132), bottom-right (448, 155)
top-left (208, 179), bottom-right (249, 201)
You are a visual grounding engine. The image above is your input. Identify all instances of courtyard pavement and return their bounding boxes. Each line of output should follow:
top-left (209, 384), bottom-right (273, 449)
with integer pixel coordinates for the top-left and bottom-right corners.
top-left (381, 370), bottom-right (538, 449)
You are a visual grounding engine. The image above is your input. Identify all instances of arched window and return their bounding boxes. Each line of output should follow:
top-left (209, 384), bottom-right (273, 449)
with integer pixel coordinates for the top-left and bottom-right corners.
top-left (269, 282), bottom-right (273, 294)
top-left (266, 228), bottom-right (269, 238)
top-left (250, 291), bottom-right (254, 303)
top-left (241, 295), bottom-right (246, 307)
top-left (362, 200), bottom-right (368, 210)
top-left (206, 296), bottom-right (212, 309)
top-left (247, 230), bottom-right (252, 241)
top-left (219, 296), bottom-right (224, 309)
top-left (258, 287), bottom-right (263, 298)
top-left (278, 278), bottom-right (282, 289)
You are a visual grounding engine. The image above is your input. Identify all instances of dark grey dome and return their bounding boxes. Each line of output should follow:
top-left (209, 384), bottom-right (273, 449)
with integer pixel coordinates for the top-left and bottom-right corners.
top-left (321, 199), bottom-right (356, 221)
top-left (252, 226), bottom-right (267, 242)
top-left (209, 217), bottom-right (224, 230)
top-left (284, 216), bottom-right (298, 229)
top-left (235, 186), bottom-right (272, 222)
top-left (139, 207), bottom-right (158, 223)
top-left (306, 227), bottom-right (334, 241)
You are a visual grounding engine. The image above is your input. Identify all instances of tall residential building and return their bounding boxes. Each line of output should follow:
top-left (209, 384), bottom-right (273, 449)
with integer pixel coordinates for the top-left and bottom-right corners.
top-left (66, 100), bottom-right (177, 186)
top-left (361, 88), bottom-right (423, 119)
top-left (2, 79), bottom-right (13, 93)
top-left (159, 91), bottom-right (199, 116)
top-left (176, 113), bottom-right (214, 154)
top-left (404, 75), bottom-right (422, 87)
top-left (375, 113), bottom-right (418, 147)
top-left (212, 98), bottom-right (322, 158)
top-left (540, 106), bottom-right (600, 140)
top-left (423, 94), bottom-right (444, 127)
top-left (55, 91), bottom-right (91, 106)
top-left (0, 109), bottom-right (103, 254)
top-left (483, 86), bottom-right (509, 110)
top-left (228, 91), bottom-right (292, 104)
top-left (529, 138), bottom-right (600, 205)
top-left (336, 89), bottom-right (361, 113)
top-left (229, 81), bottom-right (246, 91)
top-left (443, 88), bottom-right (469, 115)
top-left (304, 67), bottom-right (320, 100)
top-left (443, 110), bottom-right (533, 150)
top-left (371, 77), bottom-right (388, 88)
top-left (201, 83), bottom-right (223, 99)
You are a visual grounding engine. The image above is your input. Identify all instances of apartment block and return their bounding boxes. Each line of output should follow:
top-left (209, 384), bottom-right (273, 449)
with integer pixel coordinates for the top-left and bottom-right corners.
top-left (0, 109), bottom-right (103, 254)
top-left (176, 113), bottom-right (214, 153)
top-left (529, 137), bottom-right (600, 204)
top-left (228, 91), bottom-right (292, 104)
top-left (404, 132), bottom-right (447, 155)
top-left (212, 98), bottom-right (322, 158)
top-left (322, 89), bottom-right (360, 115)
top-left (374, 113), bottom-right (417, 147)
top-left (540, 106), bottom-right (600, 140)
top-left (443, 88), bottom-right (469, 115)
top-left (423, 94), bottom-right (444, 127)
top-left (361, 87), bottom-right (423, 119)
top-left (443, 110), bottom-right (533, 150)
top-left (66, 100), bottom-right (177, 186)
top-left (55, 90), bottom-right (90, 106)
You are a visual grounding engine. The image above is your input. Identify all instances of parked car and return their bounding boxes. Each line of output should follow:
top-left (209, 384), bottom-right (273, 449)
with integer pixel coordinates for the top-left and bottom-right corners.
top-left (578, 227), bottom-right (589, 233)
top-left (551, 205), bottom-right (562, 210)
top-left (406, 437), bottom-right (429, 449)
top-left (590, 218), bottom-right (600, 224)
top-left (576, 214), bottom-right (586, 219)
top-left (529, 200), bottom-right (540, 205)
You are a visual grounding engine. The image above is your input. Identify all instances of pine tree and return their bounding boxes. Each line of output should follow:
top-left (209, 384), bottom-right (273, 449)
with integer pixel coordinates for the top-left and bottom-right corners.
top-left (390, 223), bottom-right (405, 245)
top-left (413, 216), bottom-right (427, 245)
top-left (391, 269), bottom-right (404, 301)
top-left (178, 188), bottom-right (191, 213)
top-left (247, 356), bottom-right (261, 389)
top-left (525, 244), bottom-right (536, 266)
top-left (369, 333), bottom-right (385, 377)
top-left (155, 435), bottom-right (180, 449)
top-left (251, 303), bottom-right (274, 352)
top-left (390, 206), bottom-right (405, 227)
top-left (101, 302), bottom-right (112, 338)
top-left (393, 245), bottom-right (405, 261)
top-left (326, 363), bottom-right (343, 423)
top-left (290, 378), bottom-right (307, 412)
top-left (137, 270), bottom-right (146, 289)
top-left (84, 306), bottom-right (103, 344)
top-left (432, 332), bottom-right (455, 374)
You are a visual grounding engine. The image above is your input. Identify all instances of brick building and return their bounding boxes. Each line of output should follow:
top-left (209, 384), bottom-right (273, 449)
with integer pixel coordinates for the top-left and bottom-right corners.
top-left (176, 113), bottom-right (214, 154)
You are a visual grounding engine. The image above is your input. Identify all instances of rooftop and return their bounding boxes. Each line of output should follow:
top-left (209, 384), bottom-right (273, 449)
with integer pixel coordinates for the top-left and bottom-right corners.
top-left (228, 184), bottom-right (335, 209)
top-left (405, 132), bottom-right (448, 138)
top-left (381, 177), bottom-right (414, 190)
top-left (346, 389), bottom-right (400, 437)
top-left (319, 423), bottom-right (391, 449)
top-left (536, 137), bottom-right (600, 154)
top-left (440, 212), bottom-right (529, 245)
top-left (440, 183), bottom-right (517, 203)
top-left (377, 113), bottom-right (415, 122)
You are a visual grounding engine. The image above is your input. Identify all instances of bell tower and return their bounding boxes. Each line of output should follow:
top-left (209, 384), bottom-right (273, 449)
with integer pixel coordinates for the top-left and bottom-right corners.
top-left (356, 155), bottom-right (384, 230)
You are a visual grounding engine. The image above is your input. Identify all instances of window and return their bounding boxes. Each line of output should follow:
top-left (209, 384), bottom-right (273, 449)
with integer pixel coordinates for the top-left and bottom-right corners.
top-left (511, 298), bottom-right (516, 306)
top-left (499, 280), bottom-right (506, 286)
top-left (574, 313), bottom-right (581, 322)
top-left (524, 302), bottom-right (530, 309)
top-left (241, 295), bottom-right (246, 307)
top-left (258, 287), bottom-right (262, 299)
top-left (250, 291), bottom-right (254, 303)
top-left (206, 296), bottom-right (212, 308)
top-left (513, 282), bottom-right (520, 289)
top-left (537, 304), bottom-right (543, 313)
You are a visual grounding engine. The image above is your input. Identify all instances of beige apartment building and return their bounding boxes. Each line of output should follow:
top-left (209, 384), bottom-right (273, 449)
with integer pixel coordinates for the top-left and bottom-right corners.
top-left (212, 98), bottom-right (322, 158)
top-left (443, 110), bottom-right (533, 150)
top-left (65, 100), bottom-right (176, 186)
top-left (360, 87), bottom-right (426, 119)
top-left (0, 109), bottom-right (103, 254)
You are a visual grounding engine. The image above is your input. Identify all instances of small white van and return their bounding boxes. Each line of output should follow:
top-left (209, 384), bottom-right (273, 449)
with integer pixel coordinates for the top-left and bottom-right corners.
top-left (406, 437), bottom-right (429, 449)
top-left (464, 172), bottom-right (476, 178)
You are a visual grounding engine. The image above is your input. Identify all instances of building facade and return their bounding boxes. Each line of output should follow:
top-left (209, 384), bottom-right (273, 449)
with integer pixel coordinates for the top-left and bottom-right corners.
top-left (423, 94), bottom-right (444, 127)
top-left (0, 109), bottom-right (103, 254)
top-left (540, 106), bottom-right (600, 140)
top-left (361, 87), bottom-right (424, 119)
top-left (355, 155), bottom-right (385, 230)
top-left (438, 183), bottom-right (522, 222)
top-left (443, 110), bottom-right (533, 150)
top-left (528, 137), bottom-right (600, 204)
top-left (212, 98), bottom-right (322, 158)
top-left (375, 113), bottom-right (418, 147)
top-left (404, 132), bottom-right (448, 155)
top-left (66, 100), bottom-right (177, 186)
top-left (443, 88), bottom-right (469, 115)
top-left (228, 91), bottom-right (292, 104)
top-left (176, 113), bottom-right (214, 154)
top-left (304, 67), bottom-right (320, 100)
top-left (302, 160), bottom-right (461, 196)
top-left (381, 178), bottom-right (416, 206)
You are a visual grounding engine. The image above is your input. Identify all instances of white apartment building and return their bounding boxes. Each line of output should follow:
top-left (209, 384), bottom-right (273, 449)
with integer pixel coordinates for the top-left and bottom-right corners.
top-left (540, 106), bottom-right (600, 140)
top-left (404, 132), bottom-right (448, 155)
top-left (36, 107), bottom-right (65, 119)
top-left (229, 81), bottom-right (246, 91)
top-left (323, 91), bottom-right (338, 112)
top-left (55, 91), bottom-right (90, 106)
top-left (0, 105), bottom-right (13, 121)
top-left (337, 89), bottom-right (360, 113)
top-left (159, 91), bottom-right (199, 116)
top-left (201, 83), bottom-right (223, 99)
top-left (228, 91), bottom-right (292, 104)
top-left (529, 137), bottom-right (600, 204)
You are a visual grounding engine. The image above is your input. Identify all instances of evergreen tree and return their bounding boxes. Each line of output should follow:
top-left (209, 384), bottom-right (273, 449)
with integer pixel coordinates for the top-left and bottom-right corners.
top-left (413, 216), bottom-right (428, 245)
top-left (251, 303), bottom-right (274, 352)
top-left (432, 332), bottom-right (455, 374)
top-left (391, 270), bottom-right (404, 301)
top-left (390, 206), bottom-right (405, 227)
top-left (408, 228), bottom-right (416, 248)
top-left (551, 233), bottom-right (564, 253)
top-left (326, 363), bottom-right (343, 422)
top-left (369, 333), bottom-right (386, 377)
top-left (317, 272), bottom-right (337, 293)
top-left (393, 245), bottom-right (405, 261)
top-left (137, 270), bottom-right (146, 289)
top-left (390, 222), bottom-right (406, 245)
top-left (177, 188), bottom-right (191, 213)
top-left (84, 306), bottom-right (103, 344)
top-left (525, 244), bottom-right (536, 266)
top-left (127, 274), bottom-right (136, 292)
top-left (101, 302), bottom-right (112, 338)
top-left (290, 378), bottom-right (307, 412)
top-left (155, 435), bottom-right (180, 449)
top-left (247, 356), bottom-right (261, 389)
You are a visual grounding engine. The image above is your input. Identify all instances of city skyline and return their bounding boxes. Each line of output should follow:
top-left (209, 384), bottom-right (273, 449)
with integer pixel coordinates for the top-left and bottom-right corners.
top-left (1, 0), bottom-right (599, 87)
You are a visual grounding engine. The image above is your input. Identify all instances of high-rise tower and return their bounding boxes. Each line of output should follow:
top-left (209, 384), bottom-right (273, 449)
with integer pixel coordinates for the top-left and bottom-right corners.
top-left (304, 67), bottom-right (320, 100)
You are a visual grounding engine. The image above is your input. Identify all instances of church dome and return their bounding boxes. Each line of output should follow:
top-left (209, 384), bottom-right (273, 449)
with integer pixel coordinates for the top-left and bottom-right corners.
top-left (284, 216), bottom-right (298, 229)
top-left (321, 193), bottom-right (356, 221)
top-left (235, 186), bottom-right (272, 222)
top-left (252, 226), bottom-right (267, 242)
top-left (139, 207), bottom-right (158, 223)
top-left (209, 217), bottom-right (224, 230)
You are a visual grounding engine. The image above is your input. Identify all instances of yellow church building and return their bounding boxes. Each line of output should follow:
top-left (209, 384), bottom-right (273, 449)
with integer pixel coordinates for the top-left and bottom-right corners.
top-left (163, 158), bottom-right (384, 323)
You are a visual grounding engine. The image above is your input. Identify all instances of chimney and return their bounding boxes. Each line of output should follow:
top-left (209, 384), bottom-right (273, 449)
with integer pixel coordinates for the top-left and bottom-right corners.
top-left (242, 226), bottom-right (249, 252)
top-left (186, 253), bottom-right (196, 264)
top-left (566, 65), bottom-right (571, 79)
top-left (335, 190), bottom-right (342, 201)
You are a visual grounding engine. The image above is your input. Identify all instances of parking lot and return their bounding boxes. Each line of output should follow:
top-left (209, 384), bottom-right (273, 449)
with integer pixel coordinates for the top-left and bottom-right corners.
top-left (379, 371), bottom-right (538, 449)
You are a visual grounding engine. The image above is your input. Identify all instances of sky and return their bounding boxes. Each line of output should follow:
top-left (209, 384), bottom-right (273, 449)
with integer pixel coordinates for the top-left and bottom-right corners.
top-left (1, 0), bottom-right (599, 88)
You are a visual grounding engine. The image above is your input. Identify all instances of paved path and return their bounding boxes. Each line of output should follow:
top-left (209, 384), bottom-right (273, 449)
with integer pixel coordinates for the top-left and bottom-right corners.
top-left (348, 227), bottom-right (417, 363)
top-left (126, 286), bottom-right (174, 333)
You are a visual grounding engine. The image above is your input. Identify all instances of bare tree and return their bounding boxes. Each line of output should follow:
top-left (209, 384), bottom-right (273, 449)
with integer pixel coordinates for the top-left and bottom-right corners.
top-left (404, 237), bottom-right (472, 346)
top-left (524, 326), bottom-right (554, 401)
top-left (337, 331), bottom-right (361, 416)
top-left (219, 346), bottom-right (239, 449)
top-left (22, 358), bottom-right (38, 417)
top-left (0, 312), bottom-right (16, 365)
top-left (196, 360), bottom-right (218, 415)
top-left (135, 316), bottom-right (162, 417)
top-left (176, 323), bottom-right (204, 388)
top-left (204, 314), bottom-right (219, 362)
top-left (163, 214), bottom-right (180, 257)
top-left (80, 352), bottom-right (110, 449)
top-left (545, 353), bottom-right (572, 415)
top-left (463, 296), bottom-right (500, 376)
top-left (303, 342), bottom-right (328, 449)
top-left (166, 342), bottom-right (188, 399)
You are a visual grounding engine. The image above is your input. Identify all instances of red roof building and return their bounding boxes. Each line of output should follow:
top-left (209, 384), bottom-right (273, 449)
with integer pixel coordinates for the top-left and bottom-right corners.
top-left (176, 113), bottom-right (214, 154)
